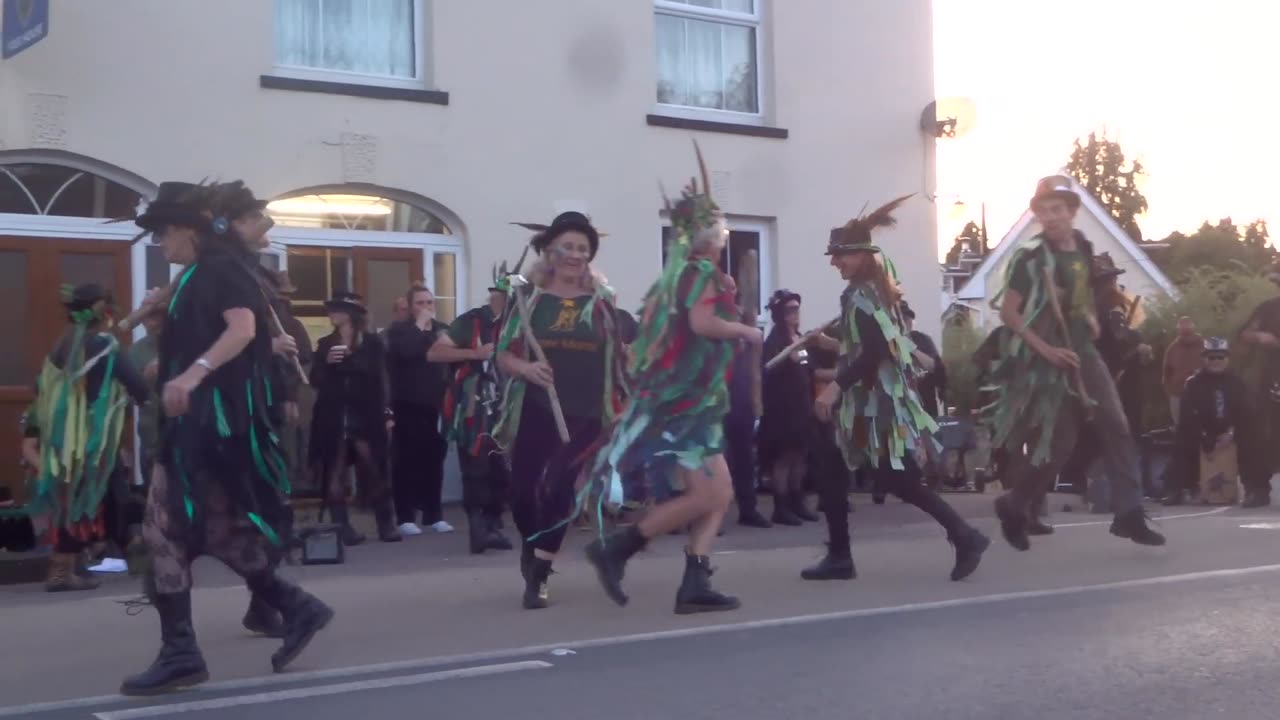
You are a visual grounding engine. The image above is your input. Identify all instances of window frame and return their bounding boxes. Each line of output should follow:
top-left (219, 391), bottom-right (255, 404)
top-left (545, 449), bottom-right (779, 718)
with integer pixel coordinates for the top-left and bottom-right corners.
top-left (658, 215), bottom-right (773, 324)
top-left (652, 0), bottom-right (768, 126)
top-left (269, 0), bottom-right (429, 91)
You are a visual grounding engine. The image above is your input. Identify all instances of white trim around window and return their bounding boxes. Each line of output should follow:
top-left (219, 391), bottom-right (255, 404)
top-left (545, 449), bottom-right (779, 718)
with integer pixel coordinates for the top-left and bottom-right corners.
top-left (269, 0), bottom-right (429, 91)
top-left (652, 0), bottom-right (768, 126)
top-left (658, 215), bottom-right (774, 322)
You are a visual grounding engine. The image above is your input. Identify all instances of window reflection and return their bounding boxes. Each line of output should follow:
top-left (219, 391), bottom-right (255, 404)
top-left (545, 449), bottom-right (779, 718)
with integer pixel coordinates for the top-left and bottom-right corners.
top-left (268, 193), bottom-right (452, 234)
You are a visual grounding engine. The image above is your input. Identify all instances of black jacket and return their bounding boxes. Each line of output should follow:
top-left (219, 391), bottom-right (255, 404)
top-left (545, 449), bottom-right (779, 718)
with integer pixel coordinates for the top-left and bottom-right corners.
top-left (1179, 369), bottom-right (1252, 453)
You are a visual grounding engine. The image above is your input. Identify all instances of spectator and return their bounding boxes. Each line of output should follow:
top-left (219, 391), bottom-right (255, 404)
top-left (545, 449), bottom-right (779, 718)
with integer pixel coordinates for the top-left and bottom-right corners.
top-left (1162, 316), bottom-right (1202, 424)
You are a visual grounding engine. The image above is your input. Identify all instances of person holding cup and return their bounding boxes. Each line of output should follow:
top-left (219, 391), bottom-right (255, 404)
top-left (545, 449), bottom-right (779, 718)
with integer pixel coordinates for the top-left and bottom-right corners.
top-left (309, 292), bottom-right (400, 545)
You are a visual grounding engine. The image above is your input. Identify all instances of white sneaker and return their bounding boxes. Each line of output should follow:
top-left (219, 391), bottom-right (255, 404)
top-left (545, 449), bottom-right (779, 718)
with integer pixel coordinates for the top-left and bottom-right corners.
top-left (430, 520), bottom-right (455, 534)
top-left (88, 557), bottom-right (129, 573)
top-left (398, 523), bottom-right (424, 536)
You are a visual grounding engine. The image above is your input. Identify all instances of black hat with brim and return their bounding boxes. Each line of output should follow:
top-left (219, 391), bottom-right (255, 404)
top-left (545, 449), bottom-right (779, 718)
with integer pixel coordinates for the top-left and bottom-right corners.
top-left (135, 181), bottom-right (212, 235)
top-left (324, 292), bottom-right (367, 315)
top-left (825, 227), bottom-right (879, 256)
top-left (63, 283), bottom-right (112, 313)
top-left (515, 211), bottom-right (602, 260)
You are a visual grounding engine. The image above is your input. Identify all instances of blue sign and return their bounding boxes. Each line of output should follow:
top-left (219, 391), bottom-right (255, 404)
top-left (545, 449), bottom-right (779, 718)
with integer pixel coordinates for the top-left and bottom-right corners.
top-left (2, 0), bottom-right (48, 59)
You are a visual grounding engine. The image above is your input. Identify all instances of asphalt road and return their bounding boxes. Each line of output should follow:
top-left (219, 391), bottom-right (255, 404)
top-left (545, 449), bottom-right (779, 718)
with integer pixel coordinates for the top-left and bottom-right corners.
top-left (9, 501), bottom-right (1280, 720)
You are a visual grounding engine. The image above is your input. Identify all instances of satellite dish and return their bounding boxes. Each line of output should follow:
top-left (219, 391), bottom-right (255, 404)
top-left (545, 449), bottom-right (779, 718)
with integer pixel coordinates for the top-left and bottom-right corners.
top-left (920, 97), bottom-right (977, 139)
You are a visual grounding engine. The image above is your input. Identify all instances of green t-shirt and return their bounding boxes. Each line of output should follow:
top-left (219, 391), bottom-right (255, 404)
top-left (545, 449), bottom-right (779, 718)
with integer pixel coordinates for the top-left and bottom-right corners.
top-left (529, 293), bottom-right (605, 420)
top-left (1007, 246), bottom-right (1096, 350)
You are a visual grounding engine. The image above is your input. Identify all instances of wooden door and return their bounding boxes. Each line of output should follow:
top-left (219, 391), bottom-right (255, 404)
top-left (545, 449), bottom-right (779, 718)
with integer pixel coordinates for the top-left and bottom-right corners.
top-left (0, 236), bottom-right (132, 503)
top-left (352, 247), bottom-right (423, 333)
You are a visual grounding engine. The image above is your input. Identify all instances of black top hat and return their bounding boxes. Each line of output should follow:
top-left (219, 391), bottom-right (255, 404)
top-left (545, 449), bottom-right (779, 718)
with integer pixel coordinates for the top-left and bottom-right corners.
top-left (1030, 175), bottom-right (1081, 211)
top-left (208, 181), bottom-right (269, 223)
top-left (135, 181), bottom-right (212, 235)
top-left (825, 194), bottom-right (914, 256)
top-left (324, 291), bottom-right (367, 315)
top-left (513, 211), bottom-right (602, 260)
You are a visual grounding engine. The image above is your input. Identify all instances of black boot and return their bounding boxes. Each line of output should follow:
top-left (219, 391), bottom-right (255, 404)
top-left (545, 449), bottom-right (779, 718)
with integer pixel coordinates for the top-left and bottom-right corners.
top-left (949, 529), bottom-right (990, 581)
top-left (242, 592), bottom-right (286, 638)
top-left (469, 510), bottom-right (491, 555)
top-left (771, 497), bottom-right (803, 526)
top-left (523, 556), bottom-right (553, 610)
top-left (330, 505), bottom-right (365, 546)
top-left (374, 503), bottom-right (402, 543)
top-left (1027, 506), bottom-right (1055, 536)
top-left (792, 492), bottom-right (820, 522)
top-left (994, 494), bottom-right (1030, 551)
top-left (119, 587), bottom-right (209, 696)
top-left (486, 514), bottom-right (514, 551)
top-left (1242, 490), bottom-right (1271, 509)
top-left (1109, 509), bottom-right (1166, 546)
top-left (737, 507), bottom-right (772, 528)
top-left (1162, 490), bottom-right (1186, 506)
top-left (800, 544), bottom-right (856, 581)
top-left (248, 573), bottom-right (335, 673)
top-left (584, 525), bottom-right (648, 606)
top-left (674, 552), bottom-right (740, 615)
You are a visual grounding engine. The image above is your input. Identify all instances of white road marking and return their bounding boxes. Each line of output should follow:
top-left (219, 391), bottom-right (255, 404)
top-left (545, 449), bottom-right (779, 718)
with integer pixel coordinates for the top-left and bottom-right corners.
top-left (1240, 522), bottom-right (1280, 529)
top-left (91, 661), bottom-right (552, 719)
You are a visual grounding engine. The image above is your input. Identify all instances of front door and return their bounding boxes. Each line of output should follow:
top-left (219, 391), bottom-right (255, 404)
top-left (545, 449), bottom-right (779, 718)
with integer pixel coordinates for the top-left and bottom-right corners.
top-left (352, 246), bottom-right (423, 332)
top-left (0, 236), bottom-right (132, 503)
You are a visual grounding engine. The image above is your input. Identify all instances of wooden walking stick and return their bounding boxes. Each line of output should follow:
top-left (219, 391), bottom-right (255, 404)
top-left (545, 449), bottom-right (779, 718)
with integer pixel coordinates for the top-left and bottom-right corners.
top-left (736, 250), bottom-right (763, 417)
top-left (1042, 266), bottom-right (1094, 415)
top-left (764, 318), bottom-right (839, 371)
top-left (508, 276), bottom-right (571, 444)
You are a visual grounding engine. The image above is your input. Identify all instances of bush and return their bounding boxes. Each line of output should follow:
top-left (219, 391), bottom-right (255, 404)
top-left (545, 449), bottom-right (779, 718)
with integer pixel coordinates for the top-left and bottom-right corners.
top-left (941, 321), bottom-right (984, 414)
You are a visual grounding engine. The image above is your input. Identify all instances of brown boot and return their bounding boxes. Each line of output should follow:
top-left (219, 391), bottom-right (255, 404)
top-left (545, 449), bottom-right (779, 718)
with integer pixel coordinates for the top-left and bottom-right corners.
top-left (46, 553), bottom-right (100, 593)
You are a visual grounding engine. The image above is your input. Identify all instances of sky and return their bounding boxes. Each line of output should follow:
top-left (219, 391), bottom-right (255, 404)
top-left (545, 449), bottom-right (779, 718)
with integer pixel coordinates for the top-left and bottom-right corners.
top-left (932, 0), bottom-right (1279, 260)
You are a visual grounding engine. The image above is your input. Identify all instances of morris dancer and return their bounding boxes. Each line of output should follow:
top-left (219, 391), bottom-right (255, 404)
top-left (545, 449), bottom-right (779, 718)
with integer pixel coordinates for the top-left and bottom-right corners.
top-left (986, 176), bottom-right (1164, 550)
top-left (12, 284), bottom-right (150, 592)
top-left (492, 211), bottom-right (628, 609)
top-left (804, 197), bottom-right (990, 582)
top-left (428, 264), bottom-right (521, 554)
top-left (583, 145), bottom-right (761, 614)
top-left (120, 181), bottom-right (332, 696)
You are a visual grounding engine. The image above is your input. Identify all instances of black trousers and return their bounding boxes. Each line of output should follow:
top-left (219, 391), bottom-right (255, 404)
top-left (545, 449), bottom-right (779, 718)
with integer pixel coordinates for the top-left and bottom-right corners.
top-left (820, 450), bottom-right (972, 549)
top-left (723, 413), bottom-right (759, 515)
top-left (392, 404), bottom-right (448, 525)
top-left (459, 444), bottom-right (509, 517)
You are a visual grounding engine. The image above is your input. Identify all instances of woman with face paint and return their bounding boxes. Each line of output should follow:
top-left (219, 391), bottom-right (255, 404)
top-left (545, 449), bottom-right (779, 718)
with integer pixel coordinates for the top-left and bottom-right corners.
top-left (583, 144), bottom-right (763, 615)
top-left (492, 211), bottom-right (628, 610)
top-left (757, 289), bottom-right (821, 525)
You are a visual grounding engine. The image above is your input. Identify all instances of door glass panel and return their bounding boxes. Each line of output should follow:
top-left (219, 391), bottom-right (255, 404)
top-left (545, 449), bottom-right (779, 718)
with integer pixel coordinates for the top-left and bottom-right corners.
top-left (145, 244), bottom-right (172, 289)
top-left (366, 259), bottom-right (411, 332)
top-left (432, 252), bottom-right (457, 322)
top-left (0, 251), bottom-right (30, 385)
top-left (59, 252), bottom-right (117, 300)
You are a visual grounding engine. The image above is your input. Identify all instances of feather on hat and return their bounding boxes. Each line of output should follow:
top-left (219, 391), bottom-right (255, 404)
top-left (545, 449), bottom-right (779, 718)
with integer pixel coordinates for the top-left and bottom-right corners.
top-left (826, 193), bottom-right (914, 255)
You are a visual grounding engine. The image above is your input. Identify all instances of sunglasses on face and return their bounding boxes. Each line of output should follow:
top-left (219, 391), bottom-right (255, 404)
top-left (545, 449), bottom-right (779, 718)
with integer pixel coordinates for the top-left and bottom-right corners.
top-left (1205, 354), bottom-right (1228, 361)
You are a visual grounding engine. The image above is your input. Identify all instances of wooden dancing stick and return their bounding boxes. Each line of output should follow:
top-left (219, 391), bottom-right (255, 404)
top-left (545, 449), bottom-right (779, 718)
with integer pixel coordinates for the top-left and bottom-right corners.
top-left (509, 279), bottom-right (571, 444)
top-left (1041, 266), bottom-right (1094, 414)
top-left (764, 317), bottom-right (839, 371)
top-left (736, 250), bottom-right (763, 417)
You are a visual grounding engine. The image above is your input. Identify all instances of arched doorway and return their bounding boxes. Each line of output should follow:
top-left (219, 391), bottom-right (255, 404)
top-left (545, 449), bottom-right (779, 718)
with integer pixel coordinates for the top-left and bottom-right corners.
top-left (265, 184), bottom-right (467, 345)
top-left (264, 185), bottom-right (468, 502)
top-left (0, 152), bottom-right (155, 501)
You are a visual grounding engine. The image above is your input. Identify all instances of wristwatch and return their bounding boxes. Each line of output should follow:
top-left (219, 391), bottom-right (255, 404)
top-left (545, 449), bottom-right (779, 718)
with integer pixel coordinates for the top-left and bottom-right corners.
top-left (194, 358), bottom-right (214, 373)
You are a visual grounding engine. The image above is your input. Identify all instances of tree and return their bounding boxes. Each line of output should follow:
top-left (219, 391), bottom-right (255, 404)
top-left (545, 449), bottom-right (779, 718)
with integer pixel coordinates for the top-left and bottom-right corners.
top-left (1066, 131), bottom-right (1148, 242)
top-left (1151, 218), bottom-right (1275, 283)
top-left (944, 221), bottom-right (986, 266)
